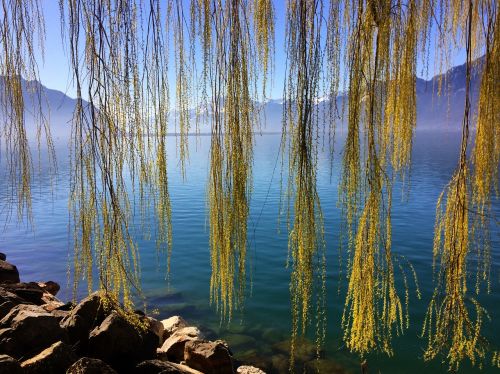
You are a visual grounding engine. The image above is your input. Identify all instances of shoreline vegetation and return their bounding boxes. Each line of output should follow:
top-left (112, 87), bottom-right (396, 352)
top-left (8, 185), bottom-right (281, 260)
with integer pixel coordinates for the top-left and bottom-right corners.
top-left (0, 252), bottom-right (265, 374)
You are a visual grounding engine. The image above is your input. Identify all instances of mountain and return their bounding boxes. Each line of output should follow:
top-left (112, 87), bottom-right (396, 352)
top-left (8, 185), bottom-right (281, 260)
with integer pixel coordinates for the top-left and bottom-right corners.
top-left (0, 57), bottom-right (483, 138)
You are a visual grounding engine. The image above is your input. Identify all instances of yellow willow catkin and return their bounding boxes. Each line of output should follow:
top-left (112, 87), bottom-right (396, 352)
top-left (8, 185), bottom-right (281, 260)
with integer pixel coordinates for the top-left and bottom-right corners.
top-left (0, 0), bottom-right (55, 223)
top-left (424, 0), bottom-right (499, 370)
top-left (254, 0), bottom-right (274, 97)
top-left (470, 5), bottom-right (499, 295)
top-left (62, 0), bottom-right (172, 321)
top-left (192, 0), bottom-right (261, 322)
top-left (284, 0), bottom-right (326, 367)
top-left (171, 0), bottom-right (191, 178)
top-left (341, 0), bottom-right (429, 358)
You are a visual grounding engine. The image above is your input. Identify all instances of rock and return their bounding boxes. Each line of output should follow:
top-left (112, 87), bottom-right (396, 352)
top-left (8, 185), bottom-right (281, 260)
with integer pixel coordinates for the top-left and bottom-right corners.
top-left (66, 357), bottom-right (117, 373)
top-left (184, 339), bottom-right (234, 374)
top-left (0, 304), bottom-right (46, 326)
top-left (0, 354), bottom-right (22, 374)
top-left (136, 360), bottom-right (204, 374)
top-left (0, 253), bottom-right (6, 261)
top-left (61, 292), bottom-right (108, 346)
top-left (236, 366), bottom-right (266, 374)
top-left (159, 326), bottom-right (203, 363)
top-left (37, 281), bottom-right (60, 296)
top-left (0, 261), bottom-right (20, 283)
top-left (148, 316), bottom-right (165, 345)
top-left (161, 316), bottom-right (188, 340)
top-left (50, 308), bottom-right (70, 321)
top-left (223, 334), bottom-right (256, 351)
top-left (0, 304), bottom-right (68, 358)
top-left (304, 358), bottom-right (346, 374)
top-left (135, 359), bottom-right (181, 373)
top-left (56, 301), bottom-right (76, 311)
top-left (21, 341), bottom-right (77, 373)
top-left (1, 282), bottom-right (44, 304)
top-left (0, 286), bottom-right (26, 319)
top-left (87, 311), bottom-right (158, 369)
top-left (272, 337), bottom-right (317, 362)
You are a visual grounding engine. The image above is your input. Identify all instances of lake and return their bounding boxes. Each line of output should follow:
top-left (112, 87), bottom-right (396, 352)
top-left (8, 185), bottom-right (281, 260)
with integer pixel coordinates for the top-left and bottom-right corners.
top-left (1, 129), bottom-right (499, 373)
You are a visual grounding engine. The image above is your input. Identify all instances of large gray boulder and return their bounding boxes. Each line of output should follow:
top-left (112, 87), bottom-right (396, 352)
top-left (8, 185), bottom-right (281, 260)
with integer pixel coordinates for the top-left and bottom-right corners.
top-left (0, 354), bottom-right (22, 374)
top-left (20, 341), bottom-right (78, 373)
top-left (60, 292), bottom-right (109, 346)
top-left (159, 326), bottom-right (203, 363)
top-left (66, 357), bottom-right (118, 374)
top-left (0, 260), bottom-right (20, 283)
top-left (0, 304), bottom-right (68, 358)
top-left (87, 311), bottom-right (158, 369)
top-left (184, 339), bottom-right (234, 374)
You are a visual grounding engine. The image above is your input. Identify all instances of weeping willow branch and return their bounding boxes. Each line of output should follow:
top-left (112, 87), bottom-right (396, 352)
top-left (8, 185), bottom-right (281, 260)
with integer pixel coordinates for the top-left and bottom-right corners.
top-left (283, 0), bottom-right (326, 367)
top-left (0, 0), bottom-right (55, 223)
top-left (62, 0), bottom-right (172, 318)
top-left (341, 0), bottom-right (429, 358)
top-left (191, 0), bottom-right (269, 322)
top-left (423, 0), bottom-right (499, 370)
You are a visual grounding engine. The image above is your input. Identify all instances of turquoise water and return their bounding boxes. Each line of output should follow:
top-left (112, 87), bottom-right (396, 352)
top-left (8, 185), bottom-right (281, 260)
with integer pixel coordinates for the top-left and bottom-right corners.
top-left (1, 131), bottom-right (499, 373)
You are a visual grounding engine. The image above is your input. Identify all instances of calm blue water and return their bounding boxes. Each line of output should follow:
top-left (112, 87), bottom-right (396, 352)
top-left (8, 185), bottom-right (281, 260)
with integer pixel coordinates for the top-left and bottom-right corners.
top-left (1, 130), bottom-right (499, 373)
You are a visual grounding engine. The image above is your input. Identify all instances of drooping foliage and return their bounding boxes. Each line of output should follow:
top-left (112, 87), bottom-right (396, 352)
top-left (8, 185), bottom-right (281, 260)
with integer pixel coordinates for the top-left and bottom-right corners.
top-left (1, 0), bottom-right (499, 371)
top-left (282, 0), bottom-right (326, 366)
top-left (60, 0), bottom-right (173, 316)
top-left (0, 0), bottom-right (55, 223)
top-left (339, 0), bottom-right (430, 357)
top-left (422, 0), bottom-right (499, 370)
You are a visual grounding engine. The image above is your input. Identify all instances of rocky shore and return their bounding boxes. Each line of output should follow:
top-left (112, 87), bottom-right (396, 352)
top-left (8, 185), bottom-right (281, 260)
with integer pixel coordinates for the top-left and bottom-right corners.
top-left (0, 253), bottom-right (265, 374)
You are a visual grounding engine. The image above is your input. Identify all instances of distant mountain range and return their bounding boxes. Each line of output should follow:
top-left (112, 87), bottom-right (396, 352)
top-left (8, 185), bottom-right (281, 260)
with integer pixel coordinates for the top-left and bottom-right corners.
top-left (0, 58), bottom-right (483, 137)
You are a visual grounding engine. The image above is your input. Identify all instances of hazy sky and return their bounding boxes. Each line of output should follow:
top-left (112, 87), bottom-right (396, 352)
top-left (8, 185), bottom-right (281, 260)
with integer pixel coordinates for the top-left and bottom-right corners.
top-left (37, 1), bottom-right (465, 101)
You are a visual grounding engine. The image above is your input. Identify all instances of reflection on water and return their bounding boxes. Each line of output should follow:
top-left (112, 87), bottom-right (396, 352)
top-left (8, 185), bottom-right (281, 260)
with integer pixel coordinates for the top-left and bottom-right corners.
top-left (1, 130), bottom-right (499, 374)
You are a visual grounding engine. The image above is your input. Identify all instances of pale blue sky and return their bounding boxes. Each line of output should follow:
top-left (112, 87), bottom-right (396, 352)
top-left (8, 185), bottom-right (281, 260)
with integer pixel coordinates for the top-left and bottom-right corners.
top-left (36, 1), bottom-right (465, 101)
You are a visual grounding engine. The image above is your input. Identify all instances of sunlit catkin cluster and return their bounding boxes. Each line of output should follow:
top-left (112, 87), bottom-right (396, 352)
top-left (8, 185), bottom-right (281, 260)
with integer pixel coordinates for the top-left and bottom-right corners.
top-left (423, 0), bottom-right (499, 370)
top-left (339, 0), bottom-right (430, 357)
top-left (61, 0), bottom-right (172, 321)
top-left (190, 0), bottom-right (272, 322)
top-left (283, 0), bottom-right (326, 367)
top-left (0, 0), bottom-right (55, 223)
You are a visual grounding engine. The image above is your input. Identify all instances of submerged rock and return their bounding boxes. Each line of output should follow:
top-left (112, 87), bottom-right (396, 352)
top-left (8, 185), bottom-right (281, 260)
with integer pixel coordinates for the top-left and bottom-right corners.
top-left (159, 326), bottom-right (203, 363)
top-left (0, 354), bottom-right (22, 374)
top-left (184, 339), bottom-right (234, 374)
top-left (87, 311), bottom-right (157, 369)
top-left (20, 340), bottom-right (77, 373)
top-left (0, 260), bottom-right (19, 283)
top-left (66, 357), bottom-right (118, 374)
top-left (236, 365), bottom-right (266, 374)
top-left (0, 304), bottom-right (68, 358)
top-left (0, 253), bottom-right (6, 261)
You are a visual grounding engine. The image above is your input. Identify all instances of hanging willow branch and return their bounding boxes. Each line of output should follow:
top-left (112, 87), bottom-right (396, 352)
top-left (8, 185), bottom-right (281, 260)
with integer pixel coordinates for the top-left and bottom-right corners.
top-left (283, 0), bottom-right (326, 367)
top-left (61, 0), bottom-right (172, 317)
top-left (423, 0), bottom-right (499, 370)
top-left (340, 0), bottom-right (429, 358)
top-left (190, 0), bottom-right (271, 322)
top-left (0, 0), bottom-right (55, 223)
